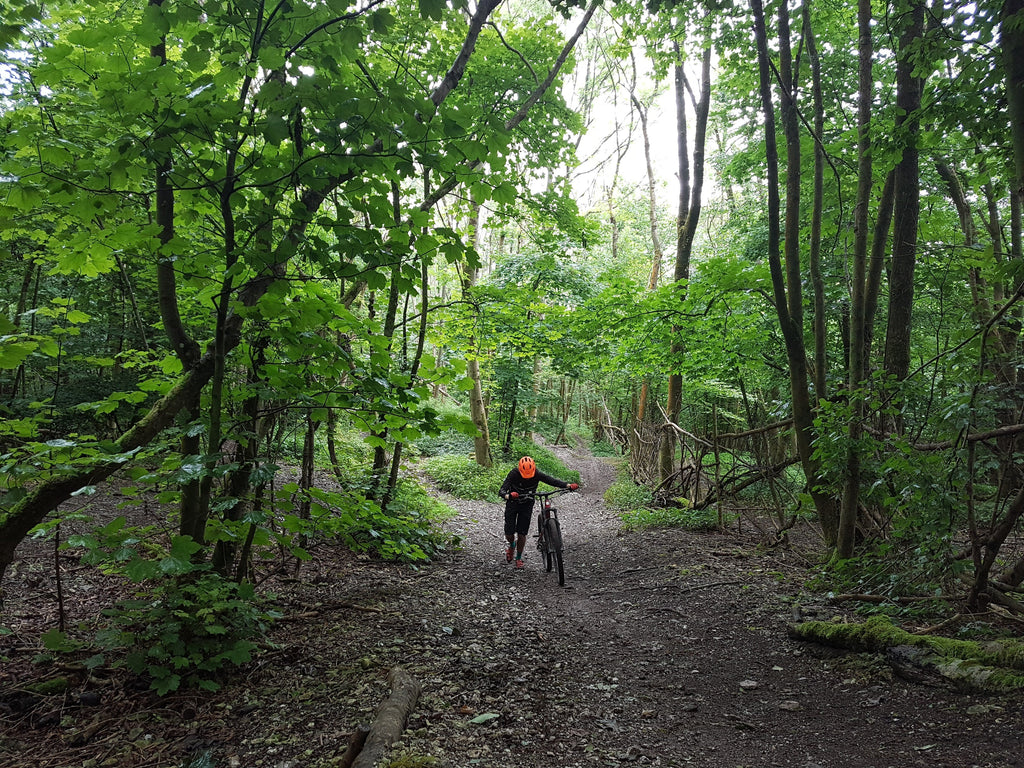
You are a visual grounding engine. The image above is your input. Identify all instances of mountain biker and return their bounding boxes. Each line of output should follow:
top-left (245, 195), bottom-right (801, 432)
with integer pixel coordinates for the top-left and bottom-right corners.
top-left (498, 455), bottom-right (578, 569)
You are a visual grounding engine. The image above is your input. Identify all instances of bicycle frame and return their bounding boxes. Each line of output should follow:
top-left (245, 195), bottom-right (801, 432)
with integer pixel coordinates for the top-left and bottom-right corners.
top-left (515, 487), bottom-right (574, 586)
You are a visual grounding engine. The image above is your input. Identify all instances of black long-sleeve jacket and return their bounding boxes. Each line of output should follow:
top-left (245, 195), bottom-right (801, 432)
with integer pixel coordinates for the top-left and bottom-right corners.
top-left (498, 468), bottom-right (570, 511)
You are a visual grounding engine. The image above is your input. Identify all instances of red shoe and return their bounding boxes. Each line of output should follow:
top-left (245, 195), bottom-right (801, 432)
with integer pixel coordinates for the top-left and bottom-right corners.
top-left (505, 546), bottom-right (514, 563)
top-left (515, 558), bottom-right (524, 569)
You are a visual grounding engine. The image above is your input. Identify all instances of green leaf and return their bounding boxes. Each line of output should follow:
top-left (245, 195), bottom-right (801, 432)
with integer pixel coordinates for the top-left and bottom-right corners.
top-left (418, 0), bottom-right (445, 20)
top-left (125, 557), bottom-right (159, 582)
top-left (0, 340), bottom-right (37, 369)
top-left (263, 114), bottom-right (290, 145)
top-left (490, 181), bottom-right (517, 205)
top-left (41, 628), bottom-right (71, 651)
top-left (469, 712), bottom-right (500, 724)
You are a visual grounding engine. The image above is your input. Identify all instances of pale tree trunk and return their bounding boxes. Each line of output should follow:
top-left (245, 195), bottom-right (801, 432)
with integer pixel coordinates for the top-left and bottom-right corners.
top-left (750, 0), bottom-right (839, 542)
top-left (837, 0), bottom-right (874, 560)
top-left (463, 203), bottom-right (493, 467)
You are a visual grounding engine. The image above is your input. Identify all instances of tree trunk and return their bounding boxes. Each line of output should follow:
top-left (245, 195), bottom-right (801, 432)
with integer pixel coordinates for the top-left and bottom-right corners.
top-left (1003, 0), bottom-right (1024, 203)
top-left (804, 6), bottom-right (827, 400)
top-left (369, 184), bottom-right (406, 497)
top-left (790, 616), bottom-right (1024, 692)
top-left (350, 668), bottom-right (422, 768)
top-left (750, 0), bottom-right (838, 543)
top-left (463, 203), bottom-right (493, 468)
top-left (837, 0), bottom-right (875, 560)
top-left (659, 43), bottom-right (712, 488)
top-left (882, 0), bottom-right (925, 387)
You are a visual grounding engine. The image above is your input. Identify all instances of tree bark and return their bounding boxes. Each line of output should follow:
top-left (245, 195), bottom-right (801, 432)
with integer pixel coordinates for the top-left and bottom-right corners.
top-left (803, 6), bottom-right (827, 400)
top-left (351, 667), bottom-right (422, 768)
top-left (659, 43), bottom-right (712, 488)
top-left (463, 204), bottom-right (493, 468)
top-left (790, 617), bottom-right (1024, 692)
top-left (837, 0), bottom-right (875, 560)
top-left (750, 0), bottom-right (838, 542)
top-left (1003, 0), bottom-right (1024, 203)
top-left (882, 0), bottom-right (925, 387)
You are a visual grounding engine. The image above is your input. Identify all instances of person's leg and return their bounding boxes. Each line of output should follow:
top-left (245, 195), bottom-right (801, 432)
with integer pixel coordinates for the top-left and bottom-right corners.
top-left (514, 507), bottom-right (532, 564)
top-left (503, 508), bottom-right (516, 562)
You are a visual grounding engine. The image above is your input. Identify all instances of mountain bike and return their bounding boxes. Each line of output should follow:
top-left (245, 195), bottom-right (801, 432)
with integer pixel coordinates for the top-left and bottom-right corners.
top-left (517, 488), bottom-right (575, 587)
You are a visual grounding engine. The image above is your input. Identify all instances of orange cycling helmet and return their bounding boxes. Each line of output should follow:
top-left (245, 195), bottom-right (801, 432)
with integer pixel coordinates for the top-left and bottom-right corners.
top-left (518, 456), bottom-right (536, 478)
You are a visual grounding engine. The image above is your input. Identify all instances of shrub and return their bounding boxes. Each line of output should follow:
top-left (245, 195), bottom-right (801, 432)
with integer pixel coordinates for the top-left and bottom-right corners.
top-left (422, 455), bottom-right (508, 499)
top-left (412, 430), bottom-right (476, 457)
top-left (423, 440), bottom-right (580, 499)
top-left (300, 479), bottom-right (458, 562)
top-left (590, 439), bottom-right (620, 457)
top-left (94, 572), bottom-right (277, 695)
top-left (603, 477), bottom-right (654, 511)
top-left (620, 505), bottom-right (723, 532)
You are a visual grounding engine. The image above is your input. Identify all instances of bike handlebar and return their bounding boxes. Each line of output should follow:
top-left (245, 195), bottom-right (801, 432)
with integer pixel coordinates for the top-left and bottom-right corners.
top-left (507, 487), bottom-right (578, 502)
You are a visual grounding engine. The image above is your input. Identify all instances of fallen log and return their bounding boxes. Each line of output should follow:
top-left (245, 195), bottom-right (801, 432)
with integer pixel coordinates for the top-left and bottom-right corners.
top-left (350, 667), bottom-right (422, 768)
top-left (789, 615), bottom-right (1024, 693)
top-left (336, 726), bottom-right (371, 768)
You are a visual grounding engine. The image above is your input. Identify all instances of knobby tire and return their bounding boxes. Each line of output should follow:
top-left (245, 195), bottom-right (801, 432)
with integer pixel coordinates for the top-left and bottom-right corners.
top-left (545, 518), bottom-right (564, 586)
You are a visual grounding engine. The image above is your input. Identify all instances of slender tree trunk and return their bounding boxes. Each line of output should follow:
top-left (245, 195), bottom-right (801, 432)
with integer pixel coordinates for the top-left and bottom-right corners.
top-left (9, 256), bottom-right (37, 401)
top-left (463, 204), bottom-right (493, 467)
top-left (150, 3), bottom-right (204, 541)
top-left (803, 6), bottom-right (827, 399)
top-left (1004, 0), bottom-right (1024, 203)
top-left (381, 244), bottom-right (433, 509)
top-left (659, 43), bottom-right (712, 487)
top-left (369, 184), bottom-right (406, 496)
top-left (750, 0), bottom-right (838, 542)
top-left (630, 57), bottom-right (665, 436)
top-left (864, 171), bottom-right (896, 369)
top-left (837, 0), bottom-right (875, 560)
top-left (211, 343), bottom-right (267, 576)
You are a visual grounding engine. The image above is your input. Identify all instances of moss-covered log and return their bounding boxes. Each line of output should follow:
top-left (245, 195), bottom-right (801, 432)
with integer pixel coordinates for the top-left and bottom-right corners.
top-left (789, 615), bottom-right (1024, 692)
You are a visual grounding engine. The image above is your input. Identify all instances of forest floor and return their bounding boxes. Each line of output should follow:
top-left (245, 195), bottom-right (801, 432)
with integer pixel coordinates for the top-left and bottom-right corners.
top-left (3, 443), bottom-right (1024, 768)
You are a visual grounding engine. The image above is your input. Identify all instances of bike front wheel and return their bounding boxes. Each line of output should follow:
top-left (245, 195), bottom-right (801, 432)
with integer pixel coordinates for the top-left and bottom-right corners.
top-left (544, 518), bottom-right (564, 586)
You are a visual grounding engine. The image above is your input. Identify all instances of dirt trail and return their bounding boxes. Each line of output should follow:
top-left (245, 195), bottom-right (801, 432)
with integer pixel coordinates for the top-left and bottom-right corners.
top-left (378, 445), bottom-right (1024, 768)
top-left (5, 446), bottom-right (1024, 768)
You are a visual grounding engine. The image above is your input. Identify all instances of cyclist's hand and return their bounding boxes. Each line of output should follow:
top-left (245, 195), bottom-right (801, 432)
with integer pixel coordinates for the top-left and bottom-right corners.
top-left (510, 491), bottom-right (519, 499)
top-left (568, 483), bottom-right (579, 491)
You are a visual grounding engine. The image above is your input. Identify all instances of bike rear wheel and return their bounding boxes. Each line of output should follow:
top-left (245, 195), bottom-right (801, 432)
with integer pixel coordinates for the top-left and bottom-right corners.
top-left (544, 518), bottom-right (564, 586)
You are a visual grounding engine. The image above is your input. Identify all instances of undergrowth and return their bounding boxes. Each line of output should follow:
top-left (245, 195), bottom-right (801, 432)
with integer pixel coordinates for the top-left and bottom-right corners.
top-left (620, 505), bottom-right (721, 532)
top-left (604, 467), bottom-right (722, 531)
top-left (422, 439), bottom-right (580, 499)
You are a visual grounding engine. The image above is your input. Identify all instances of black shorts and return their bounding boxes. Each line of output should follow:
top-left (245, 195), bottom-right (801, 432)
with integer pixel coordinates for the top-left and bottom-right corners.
top-left (504, 502), bottom-right (534, 537)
